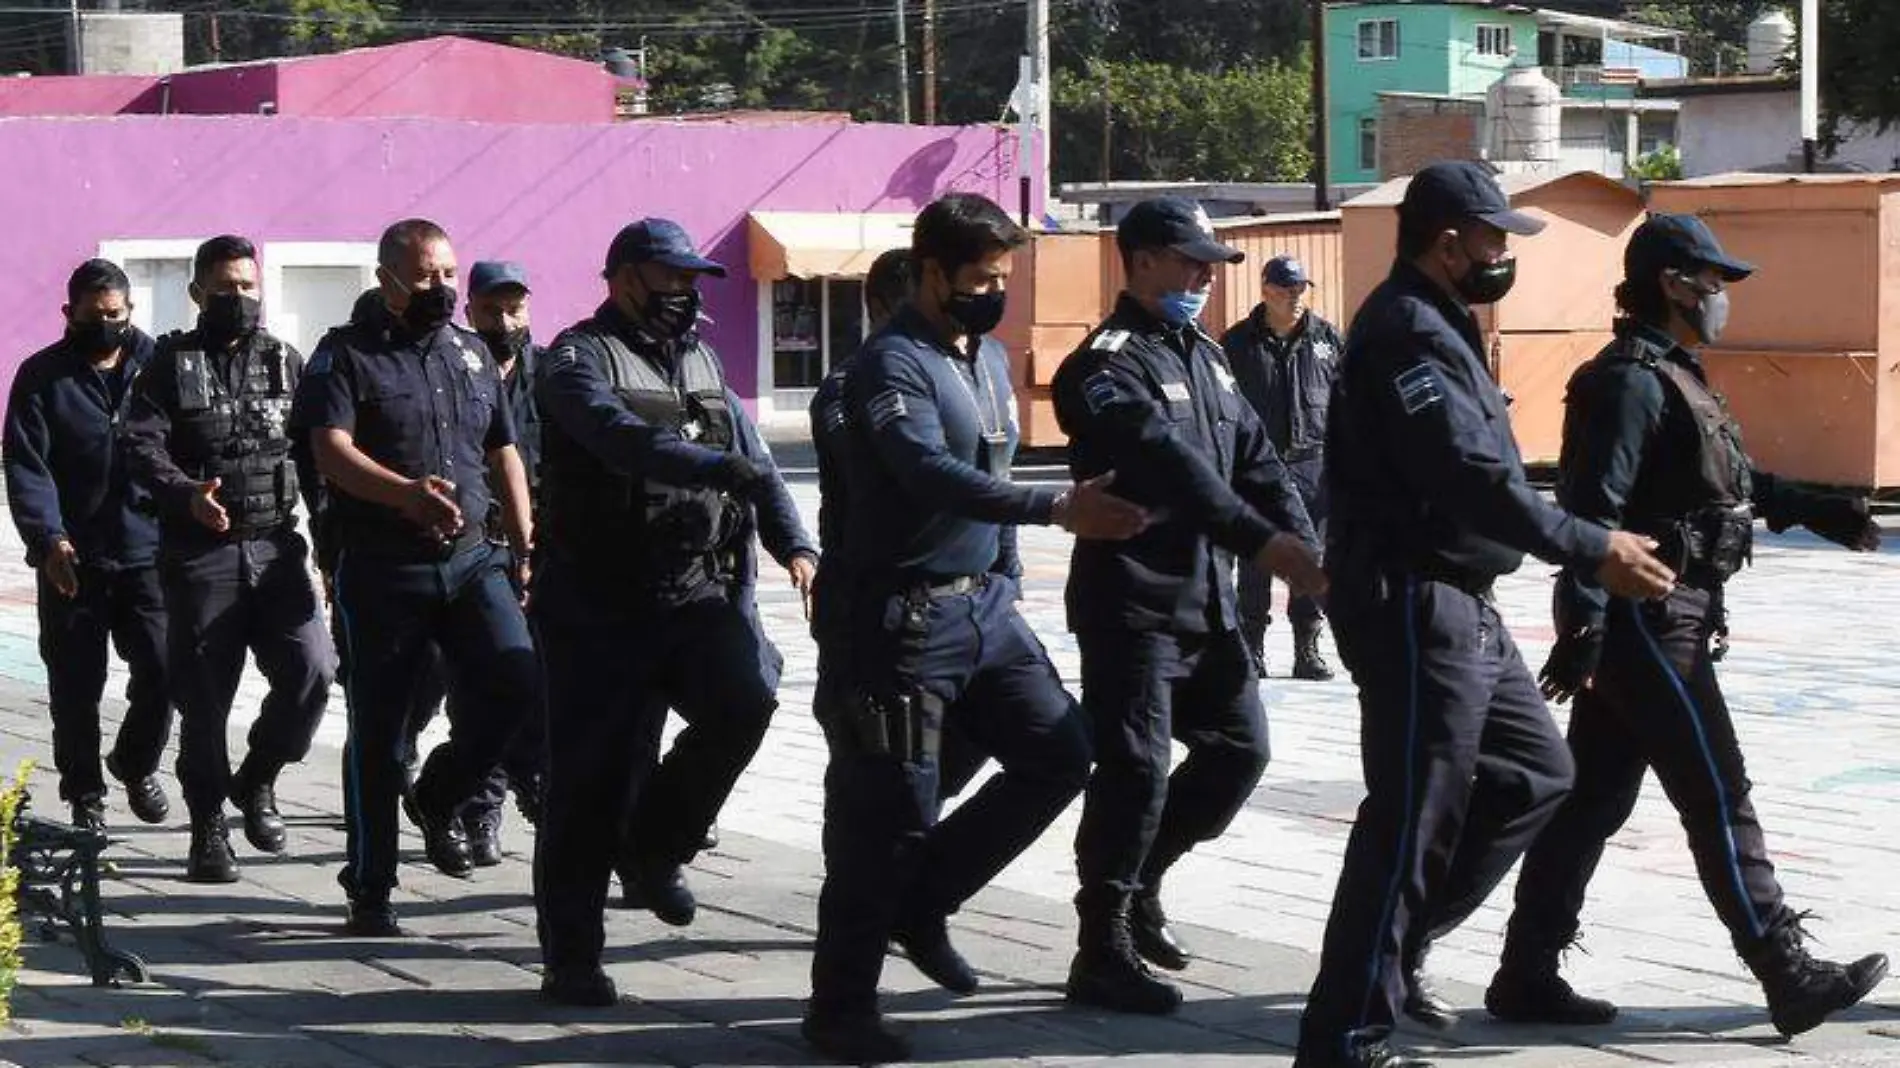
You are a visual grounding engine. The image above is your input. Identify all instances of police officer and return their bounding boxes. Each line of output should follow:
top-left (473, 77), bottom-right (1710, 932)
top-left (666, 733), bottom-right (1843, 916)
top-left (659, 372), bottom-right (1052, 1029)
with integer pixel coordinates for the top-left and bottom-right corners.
top-left (119, 235), bottom-right (335, 883)
top-left (1221, 253), bottom-right (1343, 681)
top-left (803, 193), bottom-right (1145, 1065)
top-left (531, 218), bottom-right (816, 1006)
top-left (398, 260), bottom-right (546, 867)
top-left (1293, 162), bottom-right (1676, 1068)
top-left (809, 248), bottom-right (988, 861)
top-left (1052, 198), bottom-right (1325, 1015)
top-left (4, 259), bottom-right (172, 832)
top-left (304, 218), bottom-right (539, 937)
top-left (1488, 214), bottom-right (1888, 1036)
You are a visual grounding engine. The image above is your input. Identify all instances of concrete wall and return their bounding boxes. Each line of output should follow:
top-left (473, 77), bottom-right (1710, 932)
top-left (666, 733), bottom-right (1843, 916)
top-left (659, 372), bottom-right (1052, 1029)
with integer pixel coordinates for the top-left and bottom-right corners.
top-left (1679, 90), bottom-right (1900, 177)
top-left (0, 115), bottom-right (1022, 408)
top-left (72, 12), bottom-right (184, 76)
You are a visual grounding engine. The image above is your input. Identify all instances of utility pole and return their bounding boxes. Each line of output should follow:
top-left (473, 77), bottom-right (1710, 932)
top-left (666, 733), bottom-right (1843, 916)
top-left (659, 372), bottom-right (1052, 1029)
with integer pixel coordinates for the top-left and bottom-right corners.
top-left (1800, 0), bottom-right (1819, 172)
top-left (895, 0), bottom-right (911, 123)
top-left (922, 0), bottom-right (938, 125)
top-left (1101, 63), bottom-right (1112, 184)
top-left (1311, 0), bottom-right (1331, 210)
top-left (68, 0), bottom-right (82, 74)
top-left (1028, 0), bottom-right (1051, 220)
top-left (210, 12), bottom-right (223, 63)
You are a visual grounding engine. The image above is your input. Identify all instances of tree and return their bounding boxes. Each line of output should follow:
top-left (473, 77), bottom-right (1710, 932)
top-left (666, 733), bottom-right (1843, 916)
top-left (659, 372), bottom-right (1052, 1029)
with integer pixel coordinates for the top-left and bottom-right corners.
top-left (1053, 57), bottom-right (1313, 184)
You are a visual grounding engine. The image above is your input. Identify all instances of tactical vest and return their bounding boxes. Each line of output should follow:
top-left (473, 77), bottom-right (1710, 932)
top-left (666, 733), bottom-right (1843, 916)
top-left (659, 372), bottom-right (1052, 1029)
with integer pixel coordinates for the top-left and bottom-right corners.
top-left (541, 328), bottom-right (741, 581)
top-left (1615, 336), bottom-right (1754, 580)
top-left (167, 332), bottom-right (299, 537)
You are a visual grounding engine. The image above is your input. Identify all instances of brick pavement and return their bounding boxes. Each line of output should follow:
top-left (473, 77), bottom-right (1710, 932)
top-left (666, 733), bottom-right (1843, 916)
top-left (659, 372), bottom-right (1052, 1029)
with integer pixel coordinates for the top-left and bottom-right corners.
top-left (3, 459), bottom-right (1899, 1067)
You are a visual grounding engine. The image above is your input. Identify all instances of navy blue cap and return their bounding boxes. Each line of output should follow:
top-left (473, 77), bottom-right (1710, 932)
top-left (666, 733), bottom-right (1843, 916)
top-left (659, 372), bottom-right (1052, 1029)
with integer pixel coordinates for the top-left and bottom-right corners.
top-left (1117, 197), bottom-right (1244, 264)
top-left (1400, 161), bottom-right (1546, 237)
top-left (468, 260), bottom-right (530, 296)
top-left (1263, 255), bottom-right (1310, 287)
top-left (1625, 212), bottom-right (1754, 283)
top-left (604, 218), bottom-right (727, 278)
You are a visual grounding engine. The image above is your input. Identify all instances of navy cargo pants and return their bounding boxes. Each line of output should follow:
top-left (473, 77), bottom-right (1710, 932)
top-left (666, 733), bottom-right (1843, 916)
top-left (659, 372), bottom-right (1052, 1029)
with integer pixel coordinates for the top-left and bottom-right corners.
top-left (1298, 569), bottom-right (1574, 1064)
top-left (162, 528), bottom-right (333, 820)
top-left (37, 563), bottom-right (172, 804)
top-left (809, 575), bottom-right (1091, 1020)
top-left (331, 539), bottom-right (537, 904)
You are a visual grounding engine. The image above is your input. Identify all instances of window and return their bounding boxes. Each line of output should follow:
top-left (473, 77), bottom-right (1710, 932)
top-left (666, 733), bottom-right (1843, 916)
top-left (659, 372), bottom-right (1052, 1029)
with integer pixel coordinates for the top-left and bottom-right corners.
top-left (1358, 117), bottom-right (1378, 172)
top-left (771, 276), bottom-right (865, 393)
top-left (98, 239), bottom-right (202, 337)
top-left (1476, 24), bottom-right (1513, 58)
top-left (257, 242), bottom-right (379, 358)
top-left (1357, 18), bottom-right (1399, 61)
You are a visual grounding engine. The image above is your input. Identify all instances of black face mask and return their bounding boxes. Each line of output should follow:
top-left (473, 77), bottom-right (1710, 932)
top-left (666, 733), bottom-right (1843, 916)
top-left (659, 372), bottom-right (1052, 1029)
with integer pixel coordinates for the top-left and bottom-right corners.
top-left (68, 318), bottom-right (130, 357)
top-left (644, 288), bottom-right (701, 340)
top-left (480, 327), bottom-right (530, 364)
top-left (199, 293), bottom-right (261, 347)
top-left (1454, 253), bottom-right (1517, 306)
top-left (402, 284), bottom-right (457, 333)
top-left (946, 289), bottom-right (1007, 337)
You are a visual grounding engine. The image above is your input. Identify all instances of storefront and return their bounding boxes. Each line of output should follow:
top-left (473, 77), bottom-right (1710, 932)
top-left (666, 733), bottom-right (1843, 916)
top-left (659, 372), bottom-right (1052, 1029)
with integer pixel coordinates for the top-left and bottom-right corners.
top-left (747, 212), bottom-right (914, 423)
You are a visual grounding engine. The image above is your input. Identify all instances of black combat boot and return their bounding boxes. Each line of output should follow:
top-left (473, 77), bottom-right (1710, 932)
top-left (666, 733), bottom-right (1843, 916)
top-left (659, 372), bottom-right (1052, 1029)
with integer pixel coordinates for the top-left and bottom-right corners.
top-left (107, 752), bottom-right (169, 825)
top-left (892, 912), bottom-right (979, 994)
top-left (1066, 889), bottom-right (1184, 1015)
top-left (231, 756), bottom-right (288, 855)
top-left (1485, 929), bottom-right (1618, 1025)
top-left (464, 803), bottom-right (504, 868)
top-left (69, 794), bottom-right (107, 836)
top-left (1743, 918), bottom-right (1889, 1037)
top-left (1292, 620), bottom-right (1336, 681)
top-left (622, 863), bottom-right (697, 926)
top-left (1129, 890), bottom-right (1191, 971)
top-left (1294, 1041), bottom-right (1434, 1068)
top-left (186, 816), bottom-right (240, 884)
top-left (802, 1010), bottom-right (911, 1065)
top-left (1402, 941), bottom-right (1459, 1031)
top-left (541, 965), bottom-right (618, 1007)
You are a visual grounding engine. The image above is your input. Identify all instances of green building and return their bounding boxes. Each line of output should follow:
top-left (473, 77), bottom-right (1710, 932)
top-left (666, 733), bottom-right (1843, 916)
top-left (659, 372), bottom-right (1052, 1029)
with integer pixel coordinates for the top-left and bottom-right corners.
top-left (1324, 1), bottom-right (1687, 186)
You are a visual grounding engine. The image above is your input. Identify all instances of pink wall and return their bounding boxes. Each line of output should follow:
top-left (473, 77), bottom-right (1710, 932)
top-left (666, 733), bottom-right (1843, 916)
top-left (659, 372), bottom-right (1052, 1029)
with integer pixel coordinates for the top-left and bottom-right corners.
top-left (0, 38), bottom-right (615, 123)
top-left (272, 39), bottom-right (615, 123)
top-left (0, 76), bottom-right (159, 116)
top-left (0, 114), bottom-right (1025, 404)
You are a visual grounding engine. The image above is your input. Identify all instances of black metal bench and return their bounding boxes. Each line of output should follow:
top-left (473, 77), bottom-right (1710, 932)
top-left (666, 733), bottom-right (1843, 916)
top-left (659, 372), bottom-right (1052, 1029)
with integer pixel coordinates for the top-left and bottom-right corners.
top-left (9, 792), bottom-right (146, 986)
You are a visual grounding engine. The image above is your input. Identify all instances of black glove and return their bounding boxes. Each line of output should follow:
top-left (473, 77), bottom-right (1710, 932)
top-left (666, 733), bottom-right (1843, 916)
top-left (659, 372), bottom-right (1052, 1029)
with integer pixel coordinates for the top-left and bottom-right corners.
top-left (1538, 625), bottom-right (1604, 705)
top-left (1805, 495), bottom-right (1881, 551)
top-left (720, 453), bottom-right (774, 501)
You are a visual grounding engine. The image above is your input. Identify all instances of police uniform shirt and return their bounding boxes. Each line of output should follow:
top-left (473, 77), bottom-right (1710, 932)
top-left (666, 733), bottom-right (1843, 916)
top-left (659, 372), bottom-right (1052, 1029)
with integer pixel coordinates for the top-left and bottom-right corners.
top-left (1326, 260), bottom-right (1608, 584)
top-left (841, 304), bottom-right (1053, 583)
top-left (120, 328), bottom-right (304, 545)
top-left (500, 343), bottom-right (543, 492)
top-left (1221, 306), bottom-right (1342, 461)
top-left (1052, 293), bottom-right (1315, 635)
top-left (303, 306), bottom-right (515, 559)
top-left (3, 329), bottom-right (161, 570)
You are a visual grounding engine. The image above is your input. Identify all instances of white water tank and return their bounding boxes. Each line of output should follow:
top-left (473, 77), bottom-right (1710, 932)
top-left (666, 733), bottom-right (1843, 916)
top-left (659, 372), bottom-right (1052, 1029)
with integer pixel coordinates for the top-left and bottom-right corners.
top-left (1747, 9), bottom-right (1796, 74)
top-left (1485, 65), bottom-right (1561, 165)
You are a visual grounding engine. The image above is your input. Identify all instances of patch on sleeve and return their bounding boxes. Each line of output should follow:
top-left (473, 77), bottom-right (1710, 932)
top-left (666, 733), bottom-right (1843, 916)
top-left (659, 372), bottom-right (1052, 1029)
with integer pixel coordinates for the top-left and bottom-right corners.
top-left (1209, 362), bottom-right (1237, 395)
top-left (867, 388), bottom-right (908, 429)
top-left (304, 348), bottom-right (332, 376)
top-left (1083, 371), bottom-right (1121, 414)
top-left (1091, 329), bottom-right (1131, 353)
top-left (1393, 363), bottom-right (1444, 416)
top-left (821, 399), bottom-right (848, 433)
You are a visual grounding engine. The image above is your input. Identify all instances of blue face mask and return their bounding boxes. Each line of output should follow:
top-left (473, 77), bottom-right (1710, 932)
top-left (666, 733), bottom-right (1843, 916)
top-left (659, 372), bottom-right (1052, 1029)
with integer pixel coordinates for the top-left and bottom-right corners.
top-left (1158, 288), bottom-right (1209, 327)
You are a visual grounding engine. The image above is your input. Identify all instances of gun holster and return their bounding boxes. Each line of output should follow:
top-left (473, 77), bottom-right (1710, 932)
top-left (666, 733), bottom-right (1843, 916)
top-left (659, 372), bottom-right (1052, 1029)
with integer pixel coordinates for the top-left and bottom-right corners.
top-left (846, 688), bottom-right (944, 764)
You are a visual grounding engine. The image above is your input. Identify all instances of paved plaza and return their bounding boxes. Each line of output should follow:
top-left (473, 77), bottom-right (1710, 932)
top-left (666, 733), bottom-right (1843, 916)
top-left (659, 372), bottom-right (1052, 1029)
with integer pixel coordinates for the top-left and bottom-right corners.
top-left (3, 456), bottom-right (1900, 1067)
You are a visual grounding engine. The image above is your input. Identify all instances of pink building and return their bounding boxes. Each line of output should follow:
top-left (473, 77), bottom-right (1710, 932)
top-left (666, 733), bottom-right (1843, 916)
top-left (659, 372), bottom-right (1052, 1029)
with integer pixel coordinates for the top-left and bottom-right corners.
top-left (0, 37), bottom-right (1036, 420)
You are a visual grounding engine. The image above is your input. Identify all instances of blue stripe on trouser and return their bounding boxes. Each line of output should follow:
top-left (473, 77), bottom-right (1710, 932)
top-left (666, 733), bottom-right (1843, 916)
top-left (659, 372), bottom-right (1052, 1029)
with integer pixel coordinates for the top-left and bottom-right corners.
top-left (1627, 599), bottom-right (1762, 940)
top-left (332, 555), bottom-right (367, 886)
top-left (1353, 578), bottom-right (1421, 1053)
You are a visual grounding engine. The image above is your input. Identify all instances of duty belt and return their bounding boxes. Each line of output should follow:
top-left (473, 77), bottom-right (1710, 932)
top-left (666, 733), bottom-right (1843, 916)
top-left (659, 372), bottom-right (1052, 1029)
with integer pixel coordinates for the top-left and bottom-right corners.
top-left (906, 573), bottom-right (988, 601)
